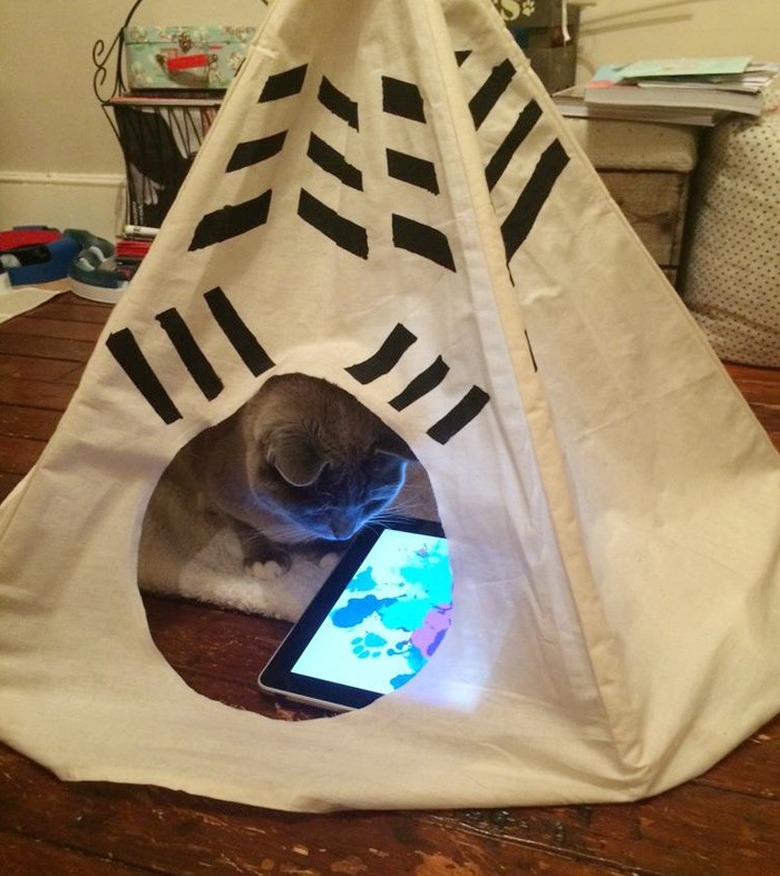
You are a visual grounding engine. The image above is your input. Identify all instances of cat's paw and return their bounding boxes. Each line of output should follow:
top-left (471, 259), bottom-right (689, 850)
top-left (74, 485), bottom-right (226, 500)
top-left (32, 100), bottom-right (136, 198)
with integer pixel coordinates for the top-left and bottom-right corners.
top-left (247, 559), bottom-right (287, 581)
top-left (317, 552), bottom-right (340, 572)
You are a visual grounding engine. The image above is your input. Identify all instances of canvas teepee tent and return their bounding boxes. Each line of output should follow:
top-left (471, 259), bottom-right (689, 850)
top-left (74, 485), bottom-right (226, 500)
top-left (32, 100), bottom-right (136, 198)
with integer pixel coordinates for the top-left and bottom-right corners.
top-left (0, 0), bottom-right (777, 812)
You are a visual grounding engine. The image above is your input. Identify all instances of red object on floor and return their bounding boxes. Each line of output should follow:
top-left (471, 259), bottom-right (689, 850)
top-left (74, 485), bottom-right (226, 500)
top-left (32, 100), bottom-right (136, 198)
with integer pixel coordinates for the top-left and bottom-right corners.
top-left (0, 228), bottom-right (61, 252)
top-left (0, 226), bottom-right (80, 284)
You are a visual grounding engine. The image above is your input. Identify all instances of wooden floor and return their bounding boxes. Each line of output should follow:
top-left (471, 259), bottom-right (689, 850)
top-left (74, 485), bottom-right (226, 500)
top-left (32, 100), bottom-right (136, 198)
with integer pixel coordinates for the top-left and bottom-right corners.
top-left (1, 292), bottom-right (778, 876)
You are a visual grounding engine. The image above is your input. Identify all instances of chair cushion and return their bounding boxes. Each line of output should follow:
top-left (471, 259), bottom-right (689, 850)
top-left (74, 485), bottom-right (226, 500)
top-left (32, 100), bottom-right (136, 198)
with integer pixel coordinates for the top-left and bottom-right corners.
top-left (684, 94), bottom-right (780, 366)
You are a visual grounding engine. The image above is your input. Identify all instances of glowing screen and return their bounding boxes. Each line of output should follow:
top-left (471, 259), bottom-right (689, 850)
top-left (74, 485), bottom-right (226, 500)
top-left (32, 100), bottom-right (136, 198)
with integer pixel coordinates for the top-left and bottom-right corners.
top-left (292, 528), bottom-right (452, 694)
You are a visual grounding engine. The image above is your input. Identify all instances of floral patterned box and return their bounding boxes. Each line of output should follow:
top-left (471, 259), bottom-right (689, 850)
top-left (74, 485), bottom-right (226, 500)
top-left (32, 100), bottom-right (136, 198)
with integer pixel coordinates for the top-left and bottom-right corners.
top-left (124, 25), bottom-right (256, 90)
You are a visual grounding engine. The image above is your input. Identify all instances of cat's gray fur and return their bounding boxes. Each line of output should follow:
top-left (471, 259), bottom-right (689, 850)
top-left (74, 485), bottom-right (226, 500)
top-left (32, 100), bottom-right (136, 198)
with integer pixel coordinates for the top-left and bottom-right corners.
top-left (145, 373), bottom-right (419, 581)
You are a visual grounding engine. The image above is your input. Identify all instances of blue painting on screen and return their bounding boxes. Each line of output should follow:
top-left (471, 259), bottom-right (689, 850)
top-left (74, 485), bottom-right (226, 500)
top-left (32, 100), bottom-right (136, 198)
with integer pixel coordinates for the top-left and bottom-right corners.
top-left (292, 529), bottom-right (453, 694)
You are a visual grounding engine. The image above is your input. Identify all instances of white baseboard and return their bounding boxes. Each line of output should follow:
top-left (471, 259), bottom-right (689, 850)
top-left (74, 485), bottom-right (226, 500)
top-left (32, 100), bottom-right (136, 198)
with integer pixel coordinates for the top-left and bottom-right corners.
top-left (0, 171), bottom-right (126, 242)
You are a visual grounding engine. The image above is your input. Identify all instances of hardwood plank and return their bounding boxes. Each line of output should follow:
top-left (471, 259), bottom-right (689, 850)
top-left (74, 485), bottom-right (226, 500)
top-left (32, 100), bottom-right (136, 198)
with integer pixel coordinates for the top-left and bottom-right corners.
top-left (142, 595), bottom-right (319, 721)
top-left (0, 376), bottom-right (80, 412)
top-left (0, 353), bottom-right (84, 383)
top-left (0, 434), bottom-right (47, 474)
top-left (430, 784), bottom-right (779, 876)
top-left (724, 364), bottom-right (780, 449)
top-left (0, 470), bottom-right (24, 501)
top-left (1, 739), bottom-right (776, 876)
top-left (0, 404), bottom-right (65, 440)
top-left (3, 832), bottom-right (157, 876)
top-left (143, 595), bottom-right (287, 680)
top-left (0, 745), bottom-right (658, 876)
top-left (0, 746), bottom-right (505, 876)
top-left (60, 363), bottom-right (87, 387)
top-left (2, 316), bottom-right (105, 344)
top-left (725, 362), bottom-right (768, 379)
top-left (0, 332), bottom-right (96, 363)
top-left (733, 378), bottom-right (780, 407)
top-left (697, 717), bottom-right (779, 799)
top-left (725, 363), bottom-right (780, 396)
top-left (32, 299), bottom-right (114, 325)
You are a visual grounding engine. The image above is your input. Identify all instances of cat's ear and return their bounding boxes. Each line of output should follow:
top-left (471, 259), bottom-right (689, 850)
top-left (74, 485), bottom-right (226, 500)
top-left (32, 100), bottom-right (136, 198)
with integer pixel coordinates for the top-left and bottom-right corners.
top-left (267, 432), bottom-right (326, 487)
top-left (376, 429), bottom-right (417, 462)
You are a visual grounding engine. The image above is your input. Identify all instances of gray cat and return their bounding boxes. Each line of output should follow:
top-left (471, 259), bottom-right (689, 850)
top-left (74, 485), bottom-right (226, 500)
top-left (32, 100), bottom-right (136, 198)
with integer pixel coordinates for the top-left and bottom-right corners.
top-left (162, 373), bottom-right (417, 577)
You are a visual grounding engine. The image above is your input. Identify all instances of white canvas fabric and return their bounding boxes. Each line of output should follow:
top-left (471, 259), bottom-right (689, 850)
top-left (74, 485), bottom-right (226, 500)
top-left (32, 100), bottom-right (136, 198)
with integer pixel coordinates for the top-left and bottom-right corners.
top-left (0, 0), bottom-right (778, 812)
top-left (0, 285), bottom-right (63, 324)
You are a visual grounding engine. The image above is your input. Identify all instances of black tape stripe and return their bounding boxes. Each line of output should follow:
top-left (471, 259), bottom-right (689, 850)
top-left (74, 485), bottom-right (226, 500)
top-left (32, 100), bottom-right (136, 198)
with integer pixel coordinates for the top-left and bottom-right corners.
top-left (155, 309), bottom-right (223, 401)
top-left (386, 149), bottom-right (439, 195)
top-left (427, 386), bottom-right (490, 444)
top-left (525, 330), bottom-right (538, 372)
top-left (382, 76), bottom-right (426, 123)
top-left (502, 139), bottom-right (569, 261)
top-left (106, 328), bottom-right (182, 424)
top-left (298, 189), bottom-right (369, 259)
top-left (189, 189), bottom-right (272, 251)
top-left (392, 214), bottom-right (456, 272)
top-left (485, 100), bottom-right (542, 191)
top-left (345, 324), bottom-right (418, 384)
top-left (318, 76), bottom-right (359, 130)
top-left (308, 133), bottom-right (363, 190)
top-left (204, 287), bottom-right (274, 377)
top-left (259, 64), bottom-right (308, 101)
top-left (227, 131), bottom-right (287, 172)
top-left (469, 59), bottom-right (515, 129)
top-left (389, 356), bottom-right (450, 411)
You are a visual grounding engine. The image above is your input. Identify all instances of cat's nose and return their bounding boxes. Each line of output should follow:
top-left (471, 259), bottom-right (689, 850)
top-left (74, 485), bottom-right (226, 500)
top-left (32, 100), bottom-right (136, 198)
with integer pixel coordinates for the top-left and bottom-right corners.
top-left (330, 514), bottom-right (356, 540)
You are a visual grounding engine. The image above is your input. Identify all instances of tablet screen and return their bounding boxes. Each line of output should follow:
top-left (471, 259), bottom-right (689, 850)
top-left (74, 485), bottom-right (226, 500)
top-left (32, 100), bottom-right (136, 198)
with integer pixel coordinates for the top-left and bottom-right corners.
top-left (258, 518), bottom-right (452, 711)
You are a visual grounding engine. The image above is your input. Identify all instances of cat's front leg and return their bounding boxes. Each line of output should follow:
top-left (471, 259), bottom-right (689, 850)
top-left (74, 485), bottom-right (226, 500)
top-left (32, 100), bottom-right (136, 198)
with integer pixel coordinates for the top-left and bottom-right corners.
top-left (232, 520), bottom-right (292, 580)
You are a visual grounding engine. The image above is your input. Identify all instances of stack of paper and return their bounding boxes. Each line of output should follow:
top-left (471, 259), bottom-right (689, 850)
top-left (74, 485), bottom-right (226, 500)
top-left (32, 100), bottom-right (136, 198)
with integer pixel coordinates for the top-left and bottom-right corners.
top-left (554, 57), bottom-right (779, 127)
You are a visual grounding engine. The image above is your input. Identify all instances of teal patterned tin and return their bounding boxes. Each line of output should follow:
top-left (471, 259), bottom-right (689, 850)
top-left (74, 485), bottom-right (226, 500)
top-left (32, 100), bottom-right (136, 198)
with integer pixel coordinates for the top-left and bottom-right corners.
top-left (124, 25), bottom-right (257, 90)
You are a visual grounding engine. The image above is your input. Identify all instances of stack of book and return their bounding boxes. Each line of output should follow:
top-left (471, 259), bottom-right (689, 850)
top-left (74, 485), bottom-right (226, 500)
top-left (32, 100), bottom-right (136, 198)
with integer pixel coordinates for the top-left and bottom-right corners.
top-left (114, 225), bottom-right (158, 281)
top-left (553, 56), bottom-right (780, 126)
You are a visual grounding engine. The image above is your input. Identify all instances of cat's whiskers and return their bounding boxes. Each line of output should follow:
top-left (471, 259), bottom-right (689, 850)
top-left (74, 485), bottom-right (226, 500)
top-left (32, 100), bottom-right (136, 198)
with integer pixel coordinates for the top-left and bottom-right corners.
top-left (387, 495), bottom-right (439, 520)
top-left (243, 520), bottom-right (313, 545)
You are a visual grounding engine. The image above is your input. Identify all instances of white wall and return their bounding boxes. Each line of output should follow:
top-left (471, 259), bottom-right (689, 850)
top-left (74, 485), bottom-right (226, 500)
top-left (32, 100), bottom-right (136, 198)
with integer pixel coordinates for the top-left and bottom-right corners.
top-left (1, 0), bottom-right (778, 239)
top-left (0, 0), bottom-right (268, 239)
top-left (577, 0), bottom-right (780, 81)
